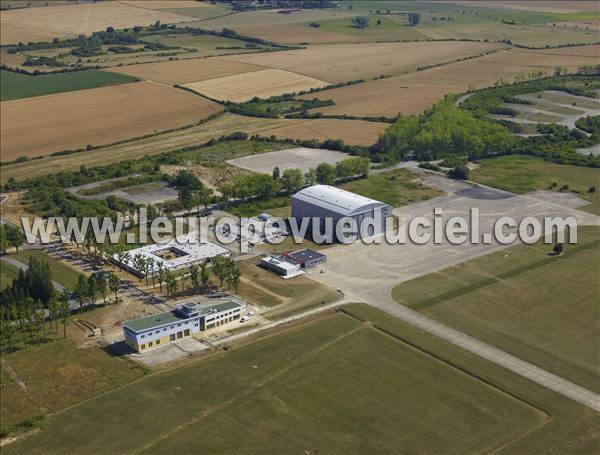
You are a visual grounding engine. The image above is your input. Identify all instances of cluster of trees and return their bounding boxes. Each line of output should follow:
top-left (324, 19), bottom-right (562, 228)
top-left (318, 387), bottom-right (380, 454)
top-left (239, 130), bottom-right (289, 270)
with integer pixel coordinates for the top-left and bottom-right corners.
top-left (74, 272), bottom-right (119, 310)
top-left (172, 171), bottom-right (214, 215)
top-left (373, 100), bottom-right (514, 163)
top-left (407, 13), bottom-right (421, 26)
top-left (220, 156), bottom-right (370, 205)
top-left (351, 16), bottom-right (370, 29)
top-left (0, 224), bottom-right (26, 254)
top-left (226, 96), bottom-right (334, 119)
top-left (0, 259), bottom-right (70, 352)
top-left (373, 75), bottom-right (600, 168)
top-left (575, 115), bottom-right (600, 137)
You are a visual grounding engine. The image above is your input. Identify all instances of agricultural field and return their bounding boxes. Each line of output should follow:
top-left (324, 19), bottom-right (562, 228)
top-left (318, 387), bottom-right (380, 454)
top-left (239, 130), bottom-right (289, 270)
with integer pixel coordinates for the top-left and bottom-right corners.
top-left (1, 338), bottom-right (146, 430)
top-left (340, 169), bottom-right (443, 207)
top-left (301, 45), bottom-right (600, 117)
top-left (0, 114), bottom-right (387, 183)
top-left (471, 155), bottom-right (600, 214)
top-left (217, 41), bottom-right (505, 82)
top-left (0, 81), bottom-right (223, 162)
top-left (392, 226), bottom-right (600, 393)
top-left (0, 1), bottom-right (192, 44)
top-left (197, 2), bottom-right (598, 46)
top-left (3, 312), bottom-right (555, 455)
top-left (0, 69), bottom-right (138, 101)
top-left (182, 68), bottom-right (329, 103)
top-left (112, 57), bottom-right (263, 84)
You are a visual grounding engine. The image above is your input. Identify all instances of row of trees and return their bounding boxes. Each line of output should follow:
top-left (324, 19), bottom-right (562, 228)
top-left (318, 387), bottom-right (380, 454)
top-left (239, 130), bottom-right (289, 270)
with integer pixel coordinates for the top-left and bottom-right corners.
top-left (74, 272), bottom-right (120, 310)
top-left (0, 258), bottom-right (71, 352)
top-left (221, 157), bottom-right (370, 206)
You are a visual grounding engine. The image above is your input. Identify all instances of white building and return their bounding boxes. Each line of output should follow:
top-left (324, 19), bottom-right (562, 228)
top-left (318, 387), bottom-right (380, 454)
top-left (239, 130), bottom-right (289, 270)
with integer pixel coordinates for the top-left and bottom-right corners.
top-left (113, 240), bottom-right (230, 277)
top-left (259, 255), bottom-right (303, 278)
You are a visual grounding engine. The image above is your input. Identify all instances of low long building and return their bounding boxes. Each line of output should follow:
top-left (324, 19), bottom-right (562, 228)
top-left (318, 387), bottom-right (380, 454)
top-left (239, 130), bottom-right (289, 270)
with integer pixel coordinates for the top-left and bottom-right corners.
top-left (123, 300), bottom-right (245, 352)
top-left (113, 239), bottom-right (230, 277)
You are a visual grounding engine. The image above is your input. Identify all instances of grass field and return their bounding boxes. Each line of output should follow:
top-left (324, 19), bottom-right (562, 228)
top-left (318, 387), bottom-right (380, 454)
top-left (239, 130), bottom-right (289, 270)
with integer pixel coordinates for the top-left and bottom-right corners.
top-left (12, 249), bottom-right (84, 289)
top-left (235, 259), bottom-right (340, 317)
top-left (3, 311), bottom-right (554, 454)
top-left (301, 45), bottom-right (600, 117)
top-left (341, 169), bottom-right (443, 206)
top-left (0, 69), bottom-right (138, 101)
top-left (0, 114), bottom-right (387, 183)
top-left (218, 41), bottom-right (504, 82)
top-left (471, 155), bottom-right (600, 214)
top-left (0, 339), bottom-right (146, 430)
top-left (0, 261), bottom-right (20, 289)
top-left (0, 81), bottom-right (223, 162)
top-left (182, 68), bottom-right (329, 103)
top-left (392, 226), bottom-right (600, 392)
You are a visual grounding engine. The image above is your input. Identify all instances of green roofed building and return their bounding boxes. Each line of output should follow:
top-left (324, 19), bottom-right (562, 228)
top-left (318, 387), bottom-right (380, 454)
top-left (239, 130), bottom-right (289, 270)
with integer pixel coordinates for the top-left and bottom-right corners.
top-left (123, 300), bottom-right (245, 352)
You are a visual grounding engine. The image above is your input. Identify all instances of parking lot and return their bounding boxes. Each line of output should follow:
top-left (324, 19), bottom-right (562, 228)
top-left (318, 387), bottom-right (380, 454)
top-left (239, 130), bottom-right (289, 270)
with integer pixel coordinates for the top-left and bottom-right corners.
top-left (311, 185), bottom-right (599, 305)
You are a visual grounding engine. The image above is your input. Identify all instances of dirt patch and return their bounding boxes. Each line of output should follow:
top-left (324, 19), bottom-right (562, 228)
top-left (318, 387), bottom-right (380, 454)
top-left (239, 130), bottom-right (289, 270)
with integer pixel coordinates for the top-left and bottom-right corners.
top-left (1, 81), bottom-right (223, 161)
top-left (182, 68), bottom-right (329, 102)
top-left (112, 58), bottom-right (264, 85)
top-left (161, 164), bottom-right (243, 194)
top-left (218, 41), bottom-right (506, 82)
top-left (301, 45), bottom-right (600, 117)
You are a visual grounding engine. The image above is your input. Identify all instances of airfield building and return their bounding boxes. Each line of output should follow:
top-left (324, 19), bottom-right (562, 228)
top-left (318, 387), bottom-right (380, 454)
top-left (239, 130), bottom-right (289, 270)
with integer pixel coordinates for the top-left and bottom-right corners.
top-left (291, 185), bottom-right (391, 242)
top-left (123, 300), bottom-right (245, 352)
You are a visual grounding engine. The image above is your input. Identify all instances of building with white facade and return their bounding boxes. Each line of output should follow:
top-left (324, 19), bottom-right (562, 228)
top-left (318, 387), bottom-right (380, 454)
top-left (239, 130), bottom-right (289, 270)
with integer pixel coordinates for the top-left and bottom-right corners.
top-left (123, 300), bottom-right (245, 352)
top-left (113, 240), bottom-right (230, 277)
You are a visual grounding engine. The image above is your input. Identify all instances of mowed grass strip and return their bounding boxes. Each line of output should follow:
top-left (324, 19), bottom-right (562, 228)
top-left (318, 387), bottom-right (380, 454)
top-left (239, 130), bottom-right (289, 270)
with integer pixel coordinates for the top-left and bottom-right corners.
top-left (4, 313), bottom-right (544, 454)
top-left (393, 226), bottom-right (600, 393)
top-left (471, 155), bottom-right (600, 214)
top-left (0, 69), bottom-right (138, 101)
top-left (12, 249), bottom-right (84, 289)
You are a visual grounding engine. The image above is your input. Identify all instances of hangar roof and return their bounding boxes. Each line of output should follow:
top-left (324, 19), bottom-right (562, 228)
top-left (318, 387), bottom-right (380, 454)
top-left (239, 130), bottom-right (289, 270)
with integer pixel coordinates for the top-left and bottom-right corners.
top-left (292, 185), bottom-right (387, 216)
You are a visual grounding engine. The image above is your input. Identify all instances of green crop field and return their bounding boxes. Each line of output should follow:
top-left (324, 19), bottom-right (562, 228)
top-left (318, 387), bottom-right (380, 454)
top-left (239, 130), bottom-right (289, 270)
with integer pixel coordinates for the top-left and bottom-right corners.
top-left (12, 250), bottom-right (84, 289)
top-left (0, 261), bottom-right (20, 289)
top-left (393, 226), bottom-right (600, 393)
top-left (341, 168), bottom-right (443, 206)
top-left (0, 70), bottom-right (138, 101)
top-left (471, 155), bottom-right (600, 214)
top-left (0, 339), bottom-right (146, 431)
top-left (4, 312), bottom-right (553, 454)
